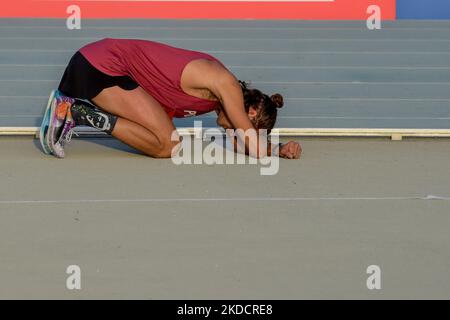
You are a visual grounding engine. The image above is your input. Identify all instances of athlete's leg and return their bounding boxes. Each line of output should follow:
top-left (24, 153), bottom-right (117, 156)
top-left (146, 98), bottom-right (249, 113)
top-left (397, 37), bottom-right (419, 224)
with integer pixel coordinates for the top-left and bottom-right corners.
top-left (91, 86), bottom-right (179, 158)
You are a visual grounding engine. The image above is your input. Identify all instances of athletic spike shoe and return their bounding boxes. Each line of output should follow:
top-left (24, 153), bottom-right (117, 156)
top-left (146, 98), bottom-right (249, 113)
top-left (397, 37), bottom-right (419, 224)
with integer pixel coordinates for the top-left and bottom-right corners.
top-left (39, 90), bottom-right (56, 155)
top-left (45, 90), bottom-right (75, 158)
top-left (52, 108), bottom-right (78, 159)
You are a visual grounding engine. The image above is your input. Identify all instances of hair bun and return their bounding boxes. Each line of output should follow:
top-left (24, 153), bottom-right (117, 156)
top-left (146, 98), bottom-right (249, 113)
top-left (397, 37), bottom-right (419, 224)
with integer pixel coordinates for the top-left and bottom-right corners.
top-left (270, 93), bottom-right (284, 109)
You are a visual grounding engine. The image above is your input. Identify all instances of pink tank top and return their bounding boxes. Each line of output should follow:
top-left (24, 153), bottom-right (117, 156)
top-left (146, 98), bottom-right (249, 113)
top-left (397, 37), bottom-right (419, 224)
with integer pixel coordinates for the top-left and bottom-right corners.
top-left (79, 38), bottom-right (225, 118)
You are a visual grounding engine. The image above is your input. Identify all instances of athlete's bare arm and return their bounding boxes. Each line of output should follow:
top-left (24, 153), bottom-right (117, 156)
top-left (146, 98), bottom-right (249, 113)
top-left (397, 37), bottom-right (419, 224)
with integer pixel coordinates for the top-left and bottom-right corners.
top-left (181, 59), bottom-right (265, 157)
top-left (181, 59), bottom-right (301, 159)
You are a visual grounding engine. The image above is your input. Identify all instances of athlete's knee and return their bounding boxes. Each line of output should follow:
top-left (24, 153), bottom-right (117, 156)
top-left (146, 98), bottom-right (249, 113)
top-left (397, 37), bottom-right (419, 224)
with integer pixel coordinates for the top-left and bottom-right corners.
top-left (152, 139), bottom-right (180, 158)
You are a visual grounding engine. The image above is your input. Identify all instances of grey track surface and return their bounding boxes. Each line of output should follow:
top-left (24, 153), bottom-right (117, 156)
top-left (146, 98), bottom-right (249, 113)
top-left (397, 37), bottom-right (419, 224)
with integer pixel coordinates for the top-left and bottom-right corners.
top-left (1, 19), bottom-right (450, 129)
top-left (1, 19), bottom-right (450, 300)
top-left (1, 136), bottom-right (450, 299)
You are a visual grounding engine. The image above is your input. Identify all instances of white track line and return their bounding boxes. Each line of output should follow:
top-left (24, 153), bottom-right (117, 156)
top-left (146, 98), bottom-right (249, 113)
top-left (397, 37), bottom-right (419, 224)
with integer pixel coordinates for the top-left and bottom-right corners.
top-left (0, 195), bottom-right (449, 205)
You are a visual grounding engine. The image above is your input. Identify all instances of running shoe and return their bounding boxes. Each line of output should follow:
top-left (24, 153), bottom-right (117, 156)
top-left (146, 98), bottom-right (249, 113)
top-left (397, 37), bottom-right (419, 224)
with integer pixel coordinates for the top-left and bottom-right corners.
top-left (45, 90), bottom-right (75, 158)
top-left (39, 90), bottom-right (56, 155)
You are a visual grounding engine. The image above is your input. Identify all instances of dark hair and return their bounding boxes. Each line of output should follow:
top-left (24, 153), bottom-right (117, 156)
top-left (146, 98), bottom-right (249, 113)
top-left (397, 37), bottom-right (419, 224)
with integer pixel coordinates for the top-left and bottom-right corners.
top-left (238, 80), bottom-right (283, 133)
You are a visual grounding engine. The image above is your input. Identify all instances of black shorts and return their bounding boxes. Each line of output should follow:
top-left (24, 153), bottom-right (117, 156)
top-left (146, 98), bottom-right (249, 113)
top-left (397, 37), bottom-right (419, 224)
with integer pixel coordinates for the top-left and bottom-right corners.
top-left (58, 51), bottom-right (139, 101)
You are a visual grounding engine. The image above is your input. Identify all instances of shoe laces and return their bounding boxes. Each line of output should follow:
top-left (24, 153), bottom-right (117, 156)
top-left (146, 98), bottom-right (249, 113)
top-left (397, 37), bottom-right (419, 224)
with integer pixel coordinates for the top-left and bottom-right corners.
top-left (59, 106), bottom-right (78, 145)
top-left (62, 127), bottom-right (79, 145)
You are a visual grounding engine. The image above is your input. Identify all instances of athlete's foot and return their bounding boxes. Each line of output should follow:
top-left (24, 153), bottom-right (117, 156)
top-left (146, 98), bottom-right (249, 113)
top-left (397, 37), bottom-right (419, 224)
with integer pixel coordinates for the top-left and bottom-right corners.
top-left (53, 109), bottom-right (78, 158)
top-left (39, 90), bottom-right (57, 154)
top-left (45, 90), bottom-right (75, 158)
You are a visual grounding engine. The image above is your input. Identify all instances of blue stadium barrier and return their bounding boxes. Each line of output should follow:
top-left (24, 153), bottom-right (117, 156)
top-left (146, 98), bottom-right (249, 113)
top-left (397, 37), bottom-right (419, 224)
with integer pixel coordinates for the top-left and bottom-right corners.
top-left (397, 0), bottom-right (450, 19)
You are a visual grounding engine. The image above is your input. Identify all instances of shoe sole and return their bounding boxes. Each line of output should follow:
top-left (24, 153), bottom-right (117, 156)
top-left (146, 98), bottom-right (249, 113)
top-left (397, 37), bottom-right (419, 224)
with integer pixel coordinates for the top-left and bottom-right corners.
top-left (46, 90), bottom-right (67, 158)
top-left (39, 90), bottom-right (56, 155)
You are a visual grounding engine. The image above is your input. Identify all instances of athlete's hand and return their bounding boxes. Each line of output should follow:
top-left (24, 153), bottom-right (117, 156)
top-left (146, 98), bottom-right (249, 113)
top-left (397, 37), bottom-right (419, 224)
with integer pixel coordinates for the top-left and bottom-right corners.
top-left (279, 141), bottom-right (302, 159)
